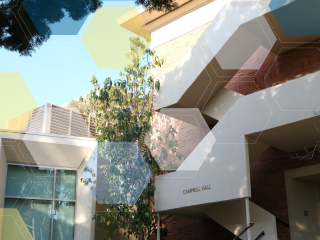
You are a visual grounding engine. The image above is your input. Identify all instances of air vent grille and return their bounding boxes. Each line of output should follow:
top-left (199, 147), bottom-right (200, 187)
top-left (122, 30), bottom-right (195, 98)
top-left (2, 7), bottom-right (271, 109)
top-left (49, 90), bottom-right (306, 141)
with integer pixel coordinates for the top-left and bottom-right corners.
top-left (50, 105), bottom-right (95, 138)
top-left (5, 106), bottom-right (44, 132)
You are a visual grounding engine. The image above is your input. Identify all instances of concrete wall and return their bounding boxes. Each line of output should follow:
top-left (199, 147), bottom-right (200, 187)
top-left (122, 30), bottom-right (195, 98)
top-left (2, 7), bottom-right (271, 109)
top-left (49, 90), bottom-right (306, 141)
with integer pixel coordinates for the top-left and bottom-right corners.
top-left (205, 199), bottom-right (277, 240)
top-left (249, 201), bottom-right (277, 240)
top-left (74, 157), bottom-right (95, 240)
top-left (150, 0), bottom-right (225, 50)
top-left (0, 138), bottom-right (7, 208)
top-left (205, 199), bottom-right (248, 238)
top-left (285, 165), bottom-right (320, 240)
top-left (290, 179), bottom-right (320, 240)
top-left (156, 65), bottom-right (320, 213)
top-left (202, 87), bottom-right (242, 121)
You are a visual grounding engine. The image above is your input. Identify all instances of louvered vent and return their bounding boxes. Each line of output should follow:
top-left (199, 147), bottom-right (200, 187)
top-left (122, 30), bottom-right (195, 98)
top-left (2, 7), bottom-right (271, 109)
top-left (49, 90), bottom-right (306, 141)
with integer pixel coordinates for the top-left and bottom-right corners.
top-left (6, 103), bottom-right (95, 138)
top-left (6, 106), bottom-right (44, 132)
top-left (50, 105), bottom-right (71, 136)
top-left (50, 105), bottom-right (95, 138)
top-left (71, 112), bottom-right (94, 138)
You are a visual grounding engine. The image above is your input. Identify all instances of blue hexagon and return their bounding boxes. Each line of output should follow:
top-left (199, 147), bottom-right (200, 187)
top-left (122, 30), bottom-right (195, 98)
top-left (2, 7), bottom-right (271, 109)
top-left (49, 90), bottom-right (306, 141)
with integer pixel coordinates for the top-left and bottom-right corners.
top-left (22, 0), bottom-right (96, 35)
top-left (81, 142), bottom-right (152, 204)
top-left (269, 0), bottom-right (320, 36)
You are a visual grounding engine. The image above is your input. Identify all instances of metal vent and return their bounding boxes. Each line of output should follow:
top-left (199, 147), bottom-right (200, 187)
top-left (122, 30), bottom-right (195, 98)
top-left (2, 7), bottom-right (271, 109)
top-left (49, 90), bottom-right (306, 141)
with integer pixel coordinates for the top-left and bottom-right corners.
top-left (70, 112), bottom-right (93, 138)
top-left (50, 105), bottom-right (94, 138)
top-left (6, 106), bottom-right (44, 132)
top-left (6, 104), bottom-right (95, 138)
top-left (50, 105), bottom-right (71, 136)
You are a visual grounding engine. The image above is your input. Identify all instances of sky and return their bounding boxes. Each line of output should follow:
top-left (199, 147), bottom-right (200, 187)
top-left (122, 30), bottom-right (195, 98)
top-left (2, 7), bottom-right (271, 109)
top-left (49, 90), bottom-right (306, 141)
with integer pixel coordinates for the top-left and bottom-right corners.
top-left (0, 0), bottom-right (139, 107)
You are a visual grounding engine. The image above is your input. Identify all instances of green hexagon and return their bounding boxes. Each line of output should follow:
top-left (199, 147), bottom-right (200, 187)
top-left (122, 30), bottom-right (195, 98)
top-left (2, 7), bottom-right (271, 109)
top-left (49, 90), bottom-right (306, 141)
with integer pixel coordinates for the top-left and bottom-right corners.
top-left (0, 73), bottom-right (37, 131)
top-left (81, 7), bottom-right (148, 69)
top-left (0, 208), bottom-right (34, 240)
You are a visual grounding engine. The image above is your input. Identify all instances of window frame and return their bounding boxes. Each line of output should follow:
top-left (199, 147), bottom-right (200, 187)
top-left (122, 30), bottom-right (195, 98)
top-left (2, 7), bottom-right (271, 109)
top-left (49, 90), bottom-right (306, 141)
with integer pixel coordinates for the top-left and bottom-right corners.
top-left (4, 162), bottom-right (78, 240)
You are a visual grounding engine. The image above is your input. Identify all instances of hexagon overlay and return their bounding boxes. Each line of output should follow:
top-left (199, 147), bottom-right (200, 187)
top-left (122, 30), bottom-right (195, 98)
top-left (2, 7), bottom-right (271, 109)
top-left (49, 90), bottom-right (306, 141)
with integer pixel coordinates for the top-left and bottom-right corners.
top-left (81, 7), bottom-right (149, 69)
top-left (0, 73), bottom-right (37, 132)
top-left (144, 108), bottom-right (214, 171)
top-left (81, 142), bottom-right (152, 204)
top-left (22, 0), bottom-right (95, 35)
top-left (211, 6), bottom-right (276, 70)
top-left (0, 208), bottom-right (33, 240)
top-left (269, 0), bottom-right (320, 36)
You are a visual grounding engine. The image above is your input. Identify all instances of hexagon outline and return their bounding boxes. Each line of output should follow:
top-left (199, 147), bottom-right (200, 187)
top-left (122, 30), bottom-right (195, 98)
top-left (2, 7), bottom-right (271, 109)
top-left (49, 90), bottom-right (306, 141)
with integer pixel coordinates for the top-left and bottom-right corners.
top-left (81, 141), bottom-right (152, 205)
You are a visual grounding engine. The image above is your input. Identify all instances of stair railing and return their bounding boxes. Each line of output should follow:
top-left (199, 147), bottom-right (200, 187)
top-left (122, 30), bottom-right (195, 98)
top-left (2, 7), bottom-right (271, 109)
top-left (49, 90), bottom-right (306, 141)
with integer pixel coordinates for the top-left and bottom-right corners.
top-left (233, 223), bottom-right (254, 240)
top-left (254, 231), bottom-right (265, 240)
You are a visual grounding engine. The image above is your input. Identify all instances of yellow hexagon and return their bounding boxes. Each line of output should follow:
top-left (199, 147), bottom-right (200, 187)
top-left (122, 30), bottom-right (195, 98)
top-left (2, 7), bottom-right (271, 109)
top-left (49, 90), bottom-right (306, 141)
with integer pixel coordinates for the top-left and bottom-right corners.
top-left (0, 73), bottom-right (37, 132)
top-left (81, 7), bottom-right (150, 69)
top-left (0, 208), bottom-right (34, 240)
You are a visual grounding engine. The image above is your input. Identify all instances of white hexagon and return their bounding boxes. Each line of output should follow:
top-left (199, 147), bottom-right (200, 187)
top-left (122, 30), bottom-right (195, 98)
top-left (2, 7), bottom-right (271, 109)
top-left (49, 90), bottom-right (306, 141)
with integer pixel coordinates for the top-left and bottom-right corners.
top-left (145, 108), bottom-right (215, 171)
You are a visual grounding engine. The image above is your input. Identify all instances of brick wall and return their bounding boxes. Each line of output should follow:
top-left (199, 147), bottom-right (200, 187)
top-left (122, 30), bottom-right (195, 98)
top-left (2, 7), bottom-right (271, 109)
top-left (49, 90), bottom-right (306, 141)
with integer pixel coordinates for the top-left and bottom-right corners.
top-left (149, 112), bottom-right (207, 170)
top-left (150, 37), bottom-right (320, 240)
top-left (250, 147), bottom-right (320, 240)
top-left (225, 43), bottom-right (320, 95)
top-left (153, 147), bottom-right (320, 240)
top-left (152, 22), bottom-right (210, 78)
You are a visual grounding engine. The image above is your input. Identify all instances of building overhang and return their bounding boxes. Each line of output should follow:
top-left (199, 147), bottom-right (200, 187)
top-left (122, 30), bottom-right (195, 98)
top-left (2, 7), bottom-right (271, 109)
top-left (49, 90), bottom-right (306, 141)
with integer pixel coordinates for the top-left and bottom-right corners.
top-left (0, 130), bottom-right (96, 168)
top-left (117, 0), bottom-right (213, 38)
top-left (150, 0), bottom-right (320, 111)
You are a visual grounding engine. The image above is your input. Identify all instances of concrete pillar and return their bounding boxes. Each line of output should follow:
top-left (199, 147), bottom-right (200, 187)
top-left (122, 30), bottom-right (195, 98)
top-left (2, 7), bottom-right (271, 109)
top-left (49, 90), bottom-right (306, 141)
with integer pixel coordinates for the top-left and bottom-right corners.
top-left (42, 103), bottom-right (52, 134)
top-left (245, 198), bottom-right (251, 240)
top-left (157, 213), bottom-right (160, 240)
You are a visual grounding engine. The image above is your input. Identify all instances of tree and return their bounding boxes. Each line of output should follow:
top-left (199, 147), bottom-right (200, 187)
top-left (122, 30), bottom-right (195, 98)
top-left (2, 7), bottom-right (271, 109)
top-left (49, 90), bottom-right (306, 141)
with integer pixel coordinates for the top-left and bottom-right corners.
top-left (80, 36), bottom-right (168, 240)
top-left (0, 0), bottom-right (102, 56)
top-left (135, 0), bottom-right (178, 13)
top-left (0, 0), bottom-right (178, 56)
top-left (292, 110), bottom-right (320, 161)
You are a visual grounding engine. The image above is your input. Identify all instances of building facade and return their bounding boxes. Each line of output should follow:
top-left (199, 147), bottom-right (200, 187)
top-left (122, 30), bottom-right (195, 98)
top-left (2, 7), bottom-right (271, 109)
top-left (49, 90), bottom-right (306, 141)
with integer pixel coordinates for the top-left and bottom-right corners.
top-left (2, 0), bottom-right (320, 240)
top-left (121, 1), bottom-right (320, 240)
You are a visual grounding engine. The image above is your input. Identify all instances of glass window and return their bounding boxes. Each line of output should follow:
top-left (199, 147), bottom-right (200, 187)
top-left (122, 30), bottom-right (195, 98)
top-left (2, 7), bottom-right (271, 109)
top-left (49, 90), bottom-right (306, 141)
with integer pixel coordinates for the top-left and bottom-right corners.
top-left (5, 164), bottom-right (54, 199)
top-left (4, 198), bottom-right (53, 240)
top-left (4, 164), bottom-right (77, 240)
top-left (52, 201), bottom-right (75, 240)
top-left (55, 170), bottom-right (76, 200)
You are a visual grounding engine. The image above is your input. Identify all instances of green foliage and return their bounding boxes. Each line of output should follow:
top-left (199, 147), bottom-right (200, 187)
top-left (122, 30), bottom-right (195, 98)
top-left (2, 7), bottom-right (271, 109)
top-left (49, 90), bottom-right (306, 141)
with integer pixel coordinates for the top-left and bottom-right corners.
top-left (0, 0), bottom-right (178, 55)
top-left (135, 0), bottom-right (179, 13)
top-left (80, 36), bottom-right (167, 239)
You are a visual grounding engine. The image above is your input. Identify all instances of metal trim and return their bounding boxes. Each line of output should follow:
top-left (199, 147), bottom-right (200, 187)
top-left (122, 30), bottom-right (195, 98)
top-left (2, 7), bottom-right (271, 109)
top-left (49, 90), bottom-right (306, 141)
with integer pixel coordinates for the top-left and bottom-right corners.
top-left (50, 168), bottom-right (56, 240)
top-left (4, 196), bottom-right (76, 202)
top-left (3, 161), bottom-right (8, 208)
top-left (6, 161), bottom-right (77, 171)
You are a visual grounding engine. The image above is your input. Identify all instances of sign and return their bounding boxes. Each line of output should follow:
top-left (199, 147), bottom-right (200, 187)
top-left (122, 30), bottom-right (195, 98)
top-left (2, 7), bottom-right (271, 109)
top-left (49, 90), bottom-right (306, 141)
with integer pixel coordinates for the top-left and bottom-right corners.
top-left (183, 185), bottom-right (211, 194)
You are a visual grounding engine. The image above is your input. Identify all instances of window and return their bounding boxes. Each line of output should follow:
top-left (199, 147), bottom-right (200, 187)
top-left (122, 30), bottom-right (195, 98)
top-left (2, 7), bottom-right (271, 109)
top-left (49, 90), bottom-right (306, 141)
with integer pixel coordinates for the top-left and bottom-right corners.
top-left (4, 164), bottom-right (77, 240)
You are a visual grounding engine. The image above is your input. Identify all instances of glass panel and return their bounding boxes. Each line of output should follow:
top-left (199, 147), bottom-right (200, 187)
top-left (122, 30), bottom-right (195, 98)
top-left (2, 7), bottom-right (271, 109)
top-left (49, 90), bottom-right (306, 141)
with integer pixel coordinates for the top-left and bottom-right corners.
top-left (52, 201), bottom-right (75, 240)
top-left (4, 198), bottom-right (52, 240)
top-left (55, 170), bottom-right (77, 200)
top-left (5, 165), bottom-right (54, 199)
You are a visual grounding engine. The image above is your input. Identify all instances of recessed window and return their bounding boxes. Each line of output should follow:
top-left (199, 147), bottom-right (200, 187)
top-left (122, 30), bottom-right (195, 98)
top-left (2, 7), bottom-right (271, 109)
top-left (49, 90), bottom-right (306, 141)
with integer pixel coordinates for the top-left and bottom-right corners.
top-left (4, 164), bottom-right (77, 240)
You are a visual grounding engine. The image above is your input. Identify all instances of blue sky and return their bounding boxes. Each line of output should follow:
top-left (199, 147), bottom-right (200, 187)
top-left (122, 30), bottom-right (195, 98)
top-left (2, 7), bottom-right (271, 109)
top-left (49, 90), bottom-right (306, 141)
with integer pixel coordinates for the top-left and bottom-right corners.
top-left (0, 0), bottom-right (138, 107)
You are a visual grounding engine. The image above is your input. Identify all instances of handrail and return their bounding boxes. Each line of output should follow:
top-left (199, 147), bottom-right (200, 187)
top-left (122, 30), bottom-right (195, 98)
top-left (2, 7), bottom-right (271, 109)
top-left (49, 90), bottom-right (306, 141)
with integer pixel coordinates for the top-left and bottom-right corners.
top-left (254, 231), bottom-right (265, 240)
top-left (276, 217), bottom-right (289, 228)
top-left (233, 223), bottom-right (254, 240)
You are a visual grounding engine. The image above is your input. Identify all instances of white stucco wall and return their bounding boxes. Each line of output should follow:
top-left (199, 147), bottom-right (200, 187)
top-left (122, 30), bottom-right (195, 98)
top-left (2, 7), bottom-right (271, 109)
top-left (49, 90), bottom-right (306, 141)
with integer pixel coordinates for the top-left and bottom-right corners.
top-left (74, 158), bottom-right (95, 240)
top-left (155, 69), bottom-right (320, 213)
